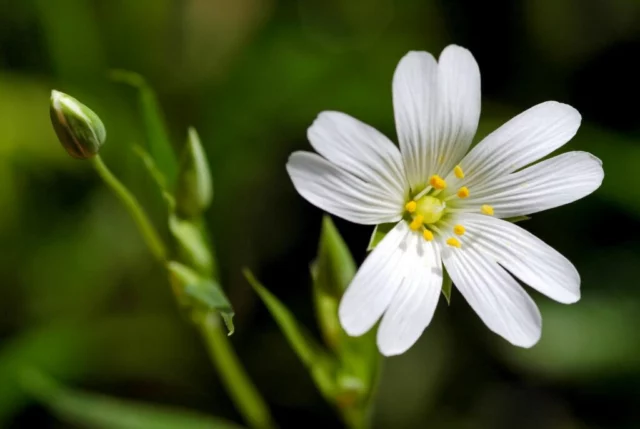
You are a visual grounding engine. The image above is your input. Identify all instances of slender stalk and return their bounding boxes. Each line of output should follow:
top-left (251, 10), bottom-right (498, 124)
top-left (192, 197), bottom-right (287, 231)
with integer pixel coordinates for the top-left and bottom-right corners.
top-left (200, 313), bottom-right (276, 429)
top-left (90, 155), bottom-right (167, 262)
top-left (91, 154), bottom-right (275, 429)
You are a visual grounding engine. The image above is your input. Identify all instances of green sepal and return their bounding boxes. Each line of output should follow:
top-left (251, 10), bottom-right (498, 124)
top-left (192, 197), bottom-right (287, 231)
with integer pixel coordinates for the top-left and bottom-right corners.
top-left (505, 215), bottom-right (531, 223)
top-left (367, 222), bottom-right (395, 251)
top-left (175, 128), bottom-right (213, 219)
top-left (19, 368), bottom-right (244, 429)
top-left (244, 269), bottom-right (338, 401)
top-left (168, 262), bottom-right (234, 335)
top-left (109, 69), bottom-right (178, 185)
top-left (441, 268), bottom-right (452, 305)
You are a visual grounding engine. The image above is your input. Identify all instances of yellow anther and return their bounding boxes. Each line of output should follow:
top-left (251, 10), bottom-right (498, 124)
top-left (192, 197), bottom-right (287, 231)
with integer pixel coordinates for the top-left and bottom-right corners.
top-left (453, 225), bottom-right (466, 236)
top-left (454, 165), bottom-right (465, 179)
top-left (429, 175), bottom-right (447, 190)
top-left (481, 204), bottom-right (494, 216)
top-left (409, 215), bottom-right (424, 231)
top-left (446, 237), bottom-right (461, 248)
top-left (422, 229), bottom-right (434, 241)
top-left (405, 200), bottom-right (417, 213)
top-left (457, 186), bottom-right (470, 199)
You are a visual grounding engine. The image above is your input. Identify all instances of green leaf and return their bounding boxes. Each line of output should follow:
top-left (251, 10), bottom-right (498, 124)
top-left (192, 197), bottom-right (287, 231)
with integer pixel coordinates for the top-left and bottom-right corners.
top-left (167, 262), bottom-right (234, 335)
top-left (441, 269), bottom-right (452, 305)
top-left (315, 216), bottom-right (356, 296)
top-left (504, 215), bottom-right (531, 223)
top-left (244, 269), bottom-right (337, 400)
top-left (367, 222), bottom-right (395, 251)
top-left (20, 369), bottom-right (243, 429)
top-left (109, 69), bottom-right (178, 185)
top-left (175, 127), bottom-right (214, 219)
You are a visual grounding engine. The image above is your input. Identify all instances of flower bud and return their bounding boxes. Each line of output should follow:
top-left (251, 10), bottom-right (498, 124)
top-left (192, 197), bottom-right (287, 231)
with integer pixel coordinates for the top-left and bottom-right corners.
top-left (50, 90), bottom-right (106, 159)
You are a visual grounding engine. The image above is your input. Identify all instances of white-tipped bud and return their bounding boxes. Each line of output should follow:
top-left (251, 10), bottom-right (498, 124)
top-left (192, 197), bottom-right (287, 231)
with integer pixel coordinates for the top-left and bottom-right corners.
top-left (50, 90), bottom-right (106, 159)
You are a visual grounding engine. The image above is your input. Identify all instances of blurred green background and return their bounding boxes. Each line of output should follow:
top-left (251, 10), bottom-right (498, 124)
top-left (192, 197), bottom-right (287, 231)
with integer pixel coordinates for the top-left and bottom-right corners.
top-left (1, 0), bottom-right (639, 427)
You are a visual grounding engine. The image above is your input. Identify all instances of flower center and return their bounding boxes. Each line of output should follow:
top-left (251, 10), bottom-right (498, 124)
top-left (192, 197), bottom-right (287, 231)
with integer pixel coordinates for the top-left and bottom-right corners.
top-left (414, 196), bottom-right (446, 224)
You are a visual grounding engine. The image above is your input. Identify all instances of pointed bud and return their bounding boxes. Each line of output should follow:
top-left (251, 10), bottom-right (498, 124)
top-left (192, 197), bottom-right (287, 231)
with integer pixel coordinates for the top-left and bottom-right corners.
top-left (50, 90), bottom-right (106, 159)
top-left (175, 127), bottom-right (213, 219)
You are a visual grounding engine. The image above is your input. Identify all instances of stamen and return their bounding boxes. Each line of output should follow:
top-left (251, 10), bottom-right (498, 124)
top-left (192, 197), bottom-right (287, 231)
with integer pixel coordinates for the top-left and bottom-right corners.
top-left (457, 186), bottom-right (470, 198)
top-left (429, 175), bottom-right (447, 190)
top-left (409, 215), bottom-right (424, 231)
top-left (446, 237), bottom-right (461, 248)
top-left (481, 205), bottom-right (494, 216)
top-left (422, 229), bottom-right (434, 241)
top-left (453, 225), bottom-right (466, 236)
top-left (405, 200), bottom-right (417, 213)
top-left (454, 165), bottom-right (465, 179)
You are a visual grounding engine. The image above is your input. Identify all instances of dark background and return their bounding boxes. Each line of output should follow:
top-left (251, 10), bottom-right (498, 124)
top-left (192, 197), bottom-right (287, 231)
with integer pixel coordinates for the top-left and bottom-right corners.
top-left (1, 0), bottom-right (639, 428)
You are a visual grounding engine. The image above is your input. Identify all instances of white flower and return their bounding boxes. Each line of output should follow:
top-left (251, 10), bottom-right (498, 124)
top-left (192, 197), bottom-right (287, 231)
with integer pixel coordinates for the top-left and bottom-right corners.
top-left (286, 45), bottom-right (604, 356)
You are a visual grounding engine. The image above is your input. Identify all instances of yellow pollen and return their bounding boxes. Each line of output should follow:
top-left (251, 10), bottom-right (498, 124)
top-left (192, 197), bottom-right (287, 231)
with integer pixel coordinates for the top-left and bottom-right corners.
top-left (422, 229), bottom-right (434, 241)
top-left (446, 237), bottom-right (461, 248)
top-left (453, 225), bottom-right (466, 236)
top-left (410, 215), bottom-right (424, 231)
top-left (405, 200), bottom-right (417, 213)
top-left (454, 165), bottom-right (465, 179)
top-left (457, 186), bottom-right (470, 198)
top-left (481, 205), bottom-right (494, 216)
top-left (429, 175), bottom-right (447, 190)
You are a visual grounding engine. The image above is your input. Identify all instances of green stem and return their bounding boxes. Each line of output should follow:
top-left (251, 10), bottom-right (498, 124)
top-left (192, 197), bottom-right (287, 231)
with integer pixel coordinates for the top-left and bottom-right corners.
top-left (200, 312), bottom-right (277, 429)
top-left (90, 155), bottom-right (167, 262)
top-left (91, 154), bottom-right (275, 429)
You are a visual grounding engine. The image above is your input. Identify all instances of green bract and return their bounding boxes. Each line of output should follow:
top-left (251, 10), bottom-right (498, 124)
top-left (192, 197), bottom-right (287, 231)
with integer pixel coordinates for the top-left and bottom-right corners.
top-left (50, 90), bottom-right (106, 159)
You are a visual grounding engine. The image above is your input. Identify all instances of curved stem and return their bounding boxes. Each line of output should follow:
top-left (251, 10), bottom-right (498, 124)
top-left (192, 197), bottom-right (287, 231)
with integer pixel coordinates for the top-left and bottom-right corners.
top-left (90, 155), bottom-right (167, 262)
top-left (200, 313), bottom-right (277, 429)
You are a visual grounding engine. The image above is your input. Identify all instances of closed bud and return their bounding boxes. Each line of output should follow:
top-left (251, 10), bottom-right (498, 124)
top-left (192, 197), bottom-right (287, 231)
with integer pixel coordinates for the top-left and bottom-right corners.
top-left (175, 127), bottom-right (213, 219)
top-left (50, 90), bottom-right (106, 159)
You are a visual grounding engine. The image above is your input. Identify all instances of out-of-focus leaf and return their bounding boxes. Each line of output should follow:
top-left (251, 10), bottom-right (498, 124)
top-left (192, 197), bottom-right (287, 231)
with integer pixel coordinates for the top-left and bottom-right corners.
top-left (441, 269), bottom-right (452, 305)
top-left (367, 222), bottom-right (395, 251)
top-left (109, 69), bottom-right (178, 185)
top-left (167, 262), bottom-right (234, 334)
top-left (176, 128), bottom-right (213, 219)
top-left (244, 269), bottom-right (337, 400)
top-left (20, 369), bottom-right (243, 429)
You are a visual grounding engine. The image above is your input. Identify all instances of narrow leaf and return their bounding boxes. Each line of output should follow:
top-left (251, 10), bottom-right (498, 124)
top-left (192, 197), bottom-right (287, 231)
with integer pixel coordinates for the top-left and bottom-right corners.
top-left (167, 262), bottom-right (234, 335)
top-left (110, 69), bottom-right (178, 185)
top-left (315, 216), bottom-right (356, 296)
top-left (244, 269), bottom-right (337, 399)
top-left (133, 145), bottom-right (175, 208)
top-left (20, 369), bottom-right (244, 429)
top-left (367, 223), bottom-right (395, 251)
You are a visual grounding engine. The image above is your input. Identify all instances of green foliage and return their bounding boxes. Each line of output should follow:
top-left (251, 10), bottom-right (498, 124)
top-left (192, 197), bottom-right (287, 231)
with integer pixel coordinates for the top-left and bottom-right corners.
top-left (176, 128), bottom-right (214, 220)
top-left (20, 369), bottom-right (244, 429)
top-left (248, 217), bottom-right (381, 428)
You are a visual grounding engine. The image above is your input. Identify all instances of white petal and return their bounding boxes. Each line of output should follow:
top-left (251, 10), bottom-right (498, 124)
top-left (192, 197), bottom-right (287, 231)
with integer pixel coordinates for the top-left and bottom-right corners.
top-left (339, 221), bottom-right (411, 336)
top-left (393, 51), bottom-right (438, 189)
top-left (377, 238), bottom-right (443, 356)
top-left (393, 46), bottom-right (481, 189)
top-left (456, 213), bottom-right (580, 304)
top-left (435, 45), bottom-right (481, 176)
top-left (452, 101), bottom-right (581, 188)
top-left (308, 111), bottom-right (409, 199)
top-left (458, 151), bottom-right (603, 218)
top-left (442, 243), bottom-right (542, 347)
top-left (287, 152), bottom-right (403, 225)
